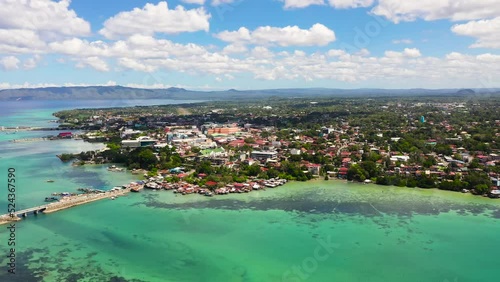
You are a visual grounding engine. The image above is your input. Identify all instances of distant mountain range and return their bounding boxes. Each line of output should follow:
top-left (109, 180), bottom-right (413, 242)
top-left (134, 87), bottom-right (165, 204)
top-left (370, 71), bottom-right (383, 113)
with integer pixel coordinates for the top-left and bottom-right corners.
top-left (0, 86), bottom-right (498, 101)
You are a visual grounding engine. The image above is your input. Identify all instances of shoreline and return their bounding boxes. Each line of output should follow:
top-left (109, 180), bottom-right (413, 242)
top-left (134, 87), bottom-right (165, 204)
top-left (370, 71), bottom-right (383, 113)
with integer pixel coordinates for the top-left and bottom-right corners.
top-left (322, 178), bottom-right (500, 199)
top-left (0, 176), bottom-right (497, 227)
top-left (147, 176), bottom-right (500, 200)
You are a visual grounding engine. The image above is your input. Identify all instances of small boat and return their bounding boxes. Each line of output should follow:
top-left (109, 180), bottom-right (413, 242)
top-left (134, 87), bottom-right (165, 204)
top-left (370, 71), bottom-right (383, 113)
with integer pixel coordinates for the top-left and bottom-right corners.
top-left (46, 180), bottom-right (55, 183)
top-left (461, 189), bottom-right (470, 193)
top-left (110, 196), bottom-right (116, 200)
top-left (488, 190), bottom-right (500, 199)
top-left (265, 182), bottom-right (277, 188)
top-left (205, 191), bottom-right (213, 197)
top-left (108, 165), bottom-right (124, 172)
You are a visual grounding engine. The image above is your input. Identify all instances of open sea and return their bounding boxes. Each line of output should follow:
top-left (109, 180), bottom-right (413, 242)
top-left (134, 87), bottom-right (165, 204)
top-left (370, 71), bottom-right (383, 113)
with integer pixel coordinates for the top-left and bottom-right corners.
top-left (0, 100), bottom-right (499, 282)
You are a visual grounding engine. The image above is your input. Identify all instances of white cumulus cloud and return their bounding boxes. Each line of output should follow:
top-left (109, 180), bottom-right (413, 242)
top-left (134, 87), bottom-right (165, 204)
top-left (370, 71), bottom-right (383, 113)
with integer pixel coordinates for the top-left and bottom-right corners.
top-left (452, 17), bottom-right (500, 49)
top-left (182, 0), bottom-right (206, 4)
top-left (23, 55), bottom-right (42, 70)
top-left (282, 0), bottom-right (373, 9)
top-left (0, 0), bottom-right (90, 56)
top-left (0, 56), bottom-right (20, 70)
top-left (211, 0), bottom-right (235, 6)
top-left (215, 23), bottom-right (336, 46)
top-left (75, 57), bottom-right (110, 72)
top-left (327, 0), bottom-right (374, 9)
top-left (0, 29), bottom-right (47, 54)
top-left (372, 0), bottom-right (500, 23)
top-left (99, 1), bottom-right (211, 39)
top-left (282, 0), bottom-right (325, 9)
top-left (49, 35), bottom-right (208, 59)
top-left (0, 0), bottom-right (91, 38)
top-left (384, 48), bottom-right (421, 58)
top-left (222, 44), bottom-right (248, 54)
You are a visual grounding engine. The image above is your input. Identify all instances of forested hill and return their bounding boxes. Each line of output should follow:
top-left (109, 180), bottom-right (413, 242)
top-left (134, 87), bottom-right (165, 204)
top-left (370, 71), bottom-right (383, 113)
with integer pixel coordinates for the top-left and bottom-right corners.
top-left (0, 86), bottom-right (498, 101)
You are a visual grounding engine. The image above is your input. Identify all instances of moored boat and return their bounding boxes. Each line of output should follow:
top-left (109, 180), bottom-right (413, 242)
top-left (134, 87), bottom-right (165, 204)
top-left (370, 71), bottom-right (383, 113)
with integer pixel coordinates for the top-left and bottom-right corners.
top-left (488, 190), bottom-right (500, 199)
top-left (44, 196), bottom-right (59, 202)
top-left (265, 182), bottom-right (277, 188)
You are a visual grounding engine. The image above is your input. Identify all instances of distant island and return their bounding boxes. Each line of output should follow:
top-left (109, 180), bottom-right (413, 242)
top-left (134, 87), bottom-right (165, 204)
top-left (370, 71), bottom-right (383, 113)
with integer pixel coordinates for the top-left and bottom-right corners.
top-left (0, 85), bottom-right (498, 101)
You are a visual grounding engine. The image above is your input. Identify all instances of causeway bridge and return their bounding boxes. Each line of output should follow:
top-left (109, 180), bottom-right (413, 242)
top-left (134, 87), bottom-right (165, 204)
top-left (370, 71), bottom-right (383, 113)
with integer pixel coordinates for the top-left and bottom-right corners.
top-left (14, 205), bottom-right (48, 217)
top-left (0, 205), bottom-right (49, 223)
top-left (0, 187), bottom-right (133, 225)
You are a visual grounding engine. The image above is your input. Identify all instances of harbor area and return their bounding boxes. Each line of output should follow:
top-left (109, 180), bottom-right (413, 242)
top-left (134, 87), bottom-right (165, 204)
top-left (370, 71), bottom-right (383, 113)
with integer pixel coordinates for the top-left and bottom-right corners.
top-left (0, 182), bottom-right (144, 225)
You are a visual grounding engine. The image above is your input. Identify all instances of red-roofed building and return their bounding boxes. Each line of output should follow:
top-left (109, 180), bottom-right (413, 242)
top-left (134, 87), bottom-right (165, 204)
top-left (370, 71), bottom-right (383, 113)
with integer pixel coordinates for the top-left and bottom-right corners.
top-left (341, 151), bottom-right (351, 158)
top-left (206, 181), bottom-right (218, 187)
top-left (342, 158), bottom-right (351, 166)
top-left (228, 139), bottom-right (245, 147)
top-left (338, 167), bottom-right (348, 178)
top-left (207, 127), bottom-right (240, 135)
top-left (58, 132), bottom-right (73, 138)
top-left (306, 163), bottom-right (321, 176)
top-left (234, 183), bottom-right (245, 189)
top-left (255, 139), bottom-right (267, 145)
top-left (476, 155), bottom-right (489, 163)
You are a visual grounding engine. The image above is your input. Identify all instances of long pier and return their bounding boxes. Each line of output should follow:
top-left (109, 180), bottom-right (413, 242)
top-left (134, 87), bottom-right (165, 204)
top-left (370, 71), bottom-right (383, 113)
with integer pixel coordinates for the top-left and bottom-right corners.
top-left (0, 188), bottom-right (132, 225)
top-left (1, 126), bottom-right (78, 132)
top-left (10, 137), bottom-right (51, 143)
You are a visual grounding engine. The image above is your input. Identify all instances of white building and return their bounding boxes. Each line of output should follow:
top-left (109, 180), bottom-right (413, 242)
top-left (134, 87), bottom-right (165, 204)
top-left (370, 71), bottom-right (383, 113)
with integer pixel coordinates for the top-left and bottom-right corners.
top-left (251, 151), bottom-right (278, 161)
top-left (122, 136), bottom-right (158, 148)
top-left (390, 155), bottom-right (410, 162)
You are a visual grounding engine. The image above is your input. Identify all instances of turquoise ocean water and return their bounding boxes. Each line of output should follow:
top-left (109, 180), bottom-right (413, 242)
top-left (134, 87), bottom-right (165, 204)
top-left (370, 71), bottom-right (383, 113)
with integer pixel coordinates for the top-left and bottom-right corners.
top-left (0, 100), bottom-right (499, 282)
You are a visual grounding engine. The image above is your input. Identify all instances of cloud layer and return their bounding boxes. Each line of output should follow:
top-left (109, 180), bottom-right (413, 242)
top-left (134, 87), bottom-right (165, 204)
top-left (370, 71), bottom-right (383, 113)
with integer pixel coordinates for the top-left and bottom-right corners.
top-left (0, 0), bottom-right (499, 89)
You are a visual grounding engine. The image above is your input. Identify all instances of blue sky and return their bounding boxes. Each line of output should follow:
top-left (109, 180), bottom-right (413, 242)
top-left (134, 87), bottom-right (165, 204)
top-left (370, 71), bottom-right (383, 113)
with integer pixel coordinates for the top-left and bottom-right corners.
top-left (0, 0), bottom-right (499, 90)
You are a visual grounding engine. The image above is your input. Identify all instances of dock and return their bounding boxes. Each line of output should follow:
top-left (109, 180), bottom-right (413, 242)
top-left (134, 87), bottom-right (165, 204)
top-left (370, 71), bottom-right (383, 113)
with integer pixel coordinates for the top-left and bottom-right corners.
top-left (0, 187), bottom-right (132, 225)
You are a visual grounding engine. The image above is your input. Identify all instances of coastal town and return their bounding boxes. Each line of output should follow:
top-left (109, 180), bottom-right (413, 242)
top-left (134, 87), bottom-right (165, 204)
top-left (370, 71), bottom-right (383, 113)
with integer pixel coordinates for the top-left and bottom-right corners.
top-left (52, 95), bottom-right (499, 199)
